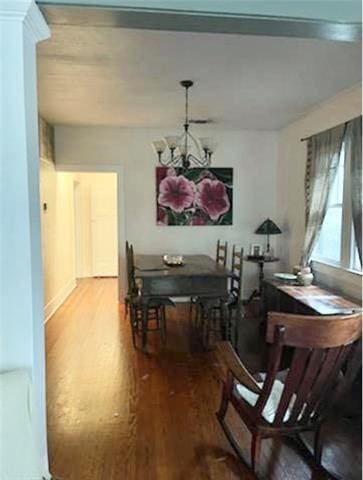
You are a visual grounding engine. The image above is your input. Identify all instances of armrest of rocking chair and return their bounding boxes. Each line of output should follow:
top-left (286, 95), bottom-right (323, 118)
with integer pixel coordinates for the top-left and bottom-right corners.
top-left (216, 341), bottom-right (262, 395)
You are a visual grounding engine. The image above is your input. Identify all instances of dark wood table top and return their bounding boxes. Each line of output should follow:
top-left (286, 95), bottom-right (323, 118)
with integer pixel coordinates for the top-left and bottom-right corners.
top-left (244, 256), bottom-right (279, 264)
top-left (134, 254), bottom-right (233, 279)
top-left (264, 278), bottom-right (361, 315)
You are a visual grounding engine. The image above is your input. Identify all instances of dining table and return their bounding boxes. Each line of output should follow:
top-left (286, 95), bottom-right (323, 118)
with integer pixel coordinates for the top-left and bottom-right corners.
top-left (134, 254), bottom-right (234, 350)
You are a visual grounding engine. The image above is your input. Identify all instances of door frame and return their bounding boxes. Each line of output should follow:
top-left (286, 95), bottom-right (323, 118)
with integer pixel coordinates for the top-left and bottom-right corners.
top-left (73, 179), bottom-right (82, 279)
top-left (57, 163), bottom-right (127, 301)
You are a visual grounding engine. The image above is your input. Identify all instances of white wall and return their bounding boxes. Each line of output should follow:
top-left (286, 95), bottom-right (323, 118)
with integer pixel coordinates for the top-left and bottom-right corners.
top-left (40, 159), bottom-right (77, 321)
top-left (276, 84), bottom-right (362, 300)
top-left (55, 126), bottom-right (280, 299)
top-left (0, 2), bottom-right (50, 476)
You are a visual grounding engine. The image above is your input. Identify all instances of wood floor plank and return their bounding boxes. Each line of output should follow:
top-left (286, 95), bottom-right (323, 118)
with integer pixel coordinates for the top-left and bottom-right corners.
top-left (46, 278), bottom-right (361, 480)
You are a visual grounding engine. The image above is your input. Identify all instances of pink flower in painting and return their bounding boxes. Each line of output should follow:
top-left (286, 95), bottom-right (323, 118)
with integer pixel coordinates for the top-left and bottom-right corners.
top-left (200, 170), bottom-right (215, 180)
top-left (158, 175), bottom-right (195, 213)
top-left (167, 167), bottom-right (177, 177)
top-left (195, 178), bottom-right (230, 221)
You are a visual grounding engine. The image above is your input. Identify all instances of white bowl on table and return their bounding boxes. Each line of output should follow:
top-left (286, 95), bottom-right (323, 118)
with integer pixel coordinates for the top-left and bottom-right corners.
top-left (163, 255), bottom-right (185, 266)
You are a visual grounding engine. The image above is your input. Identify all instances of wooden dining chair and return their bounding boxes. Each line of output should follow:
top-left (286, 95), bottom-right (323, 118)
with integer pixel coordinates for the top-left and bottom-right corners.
top-left (190, 240), bottom-right (229, 323)
top-left (216, 311), bottom-right (362, 475)
top-left (124, 241), bottom-right (136, 320)
top-left (196, 245), bottom-right (244, 348)
top-left (226, 245), bottom-right (244, 344)
top-left (125, 241), bottom-right (174, 348)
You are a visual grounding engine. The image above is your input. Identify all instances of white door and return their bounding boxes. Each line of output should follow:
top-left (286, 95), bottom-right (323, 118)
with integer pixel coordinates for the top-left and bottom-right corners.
top-left (91, 184), bottom-right (118, 276)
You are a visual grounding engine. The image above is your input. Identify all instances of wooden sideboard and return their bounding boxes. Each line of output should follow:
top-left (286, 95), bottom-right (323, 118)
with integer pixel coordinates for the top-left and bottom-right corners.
top-left (263, 278), bottom-right (361, 316)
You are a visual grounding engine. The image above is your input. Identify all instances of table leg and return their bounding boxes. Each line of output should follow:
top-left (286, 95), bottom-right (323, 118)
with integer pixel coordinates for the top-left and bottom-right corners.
top-left (244, 262), bottom-right (265, 304)
top-left (245, 289), bottom-right (259, 303)
top-left (221, 301), bottom-right (229, 341)
top-left (258, 261), bottom-right (265, 295)
top-left (141, 304), bottom-right (148, 353)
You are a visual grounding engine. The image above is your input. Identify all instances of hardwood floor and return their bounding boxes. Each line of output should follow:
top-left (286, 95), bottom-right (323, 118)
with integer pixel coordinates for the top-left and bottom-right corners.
top-left (46, 278), bottom-right (361, 480)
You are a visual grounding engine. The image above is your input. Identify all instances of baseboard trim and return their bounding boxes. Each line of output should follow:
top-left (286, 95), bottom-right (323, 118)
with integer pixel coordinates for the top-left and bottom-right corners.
top-left (44, 278), bottom-right (77, 323)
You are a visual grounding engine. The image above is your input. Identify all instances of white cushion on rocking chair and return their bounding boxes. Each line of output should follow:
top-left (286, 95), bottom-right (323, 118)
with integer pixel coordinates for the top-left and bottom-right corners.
top-left (236, 380), bottom-right (296, 423)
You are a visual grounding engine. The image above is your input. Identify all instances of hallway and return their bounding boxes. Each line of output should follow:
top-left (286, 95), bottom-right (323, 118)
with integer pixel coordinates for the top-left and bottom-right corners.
top-left (46, 278), bottom-right (361, 480)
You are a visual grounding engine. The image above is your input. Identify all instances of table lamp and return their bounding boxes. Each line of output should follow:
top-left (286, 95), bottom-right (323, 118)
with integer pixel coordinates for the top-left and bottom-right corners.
top-left (255, 218), bottom-right (282, 257)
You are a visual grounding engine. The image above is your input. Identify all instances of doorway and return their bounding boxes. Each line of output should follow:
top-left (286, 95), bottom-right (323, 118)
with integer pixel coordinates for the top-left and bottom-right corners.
top-left (73, 172), bottom-right (118, 280)
top-left (39, 163), bottom-right (122, 323)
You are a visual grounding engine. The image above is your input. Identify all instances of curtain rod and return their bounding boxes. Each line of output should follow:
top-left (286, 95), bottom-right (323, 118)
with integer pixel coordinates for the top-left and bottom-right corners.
top-left (299, 124), bottom-right (345, 142)
top-left (299, 117), bottom-right (360, 142)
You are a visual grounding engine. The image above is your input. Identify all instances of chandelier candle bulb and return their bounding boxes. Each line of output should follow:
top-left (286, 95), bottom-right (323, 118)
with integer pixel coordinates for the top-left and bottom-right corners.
top-left (199, 137), bottom-right (217, 153)
top-left (164, 136), bottom-right (179, 149)
top-left (199, 137), bottom-right (211, 150)
top-left (208, 140), bottom-right (218, 154)
top-left (152, 140), bottom-right (166, 154)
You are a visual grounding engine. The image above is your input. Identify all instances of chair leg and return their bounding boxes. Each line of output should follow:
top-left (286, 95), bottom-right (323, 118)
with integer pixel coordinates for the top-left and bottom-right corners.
top-left (160, 305), bottom-right (167, 344)
top-left (216, 373), bottom-right (249, 467)
top-left (129, 305), bottom-right (136, 347)
top-left (189, 298), bottom-right (194, 324)
top-left (156, 306), bottom-right (161, 329)
top-left (203, 306), bottom-right (212, 349)
top-left (232, 303), bottom-right (242, 348)
top-left (232, 311), bottom-right (239, 348)
top-left (141, 305), bottom-right (148, 353)
top-left (314, 423), bottom-right (324, 466)
top-left (124, 298), bottom-right (129, 320)
top-left (251, 433), bottom-right (262, 473)
top-left (195, 301), bottom-right (202, 329)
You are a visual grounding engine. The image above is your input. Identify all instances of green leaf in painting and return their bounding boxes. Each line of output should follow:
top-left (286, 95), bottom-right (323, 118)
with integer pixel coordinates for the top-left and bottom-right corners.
top-left (183, 168), bottom-right (203, 183)
top-left (209, 168), bottom-right (233, 187)
top-left (219, 209), bottom-right (232, 225)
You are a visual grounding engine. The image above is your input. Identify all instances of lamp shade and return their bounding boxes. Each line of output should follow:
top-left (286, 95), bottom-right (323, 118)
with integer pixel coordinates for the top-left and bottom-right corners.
top-left (164, 136), bottom-right (179, 149)
top-left (199, 137), bottom-right (218, 153)
top-left (152, 140), bottom-right (166, 154)
top-left (255, 218), bottom-right (282, 235)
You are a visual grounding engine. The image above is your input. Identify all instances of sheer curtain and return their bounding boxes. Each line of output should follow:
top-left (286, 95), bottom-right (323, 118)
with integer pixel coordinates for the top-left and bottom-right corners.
top-left (301, 124), bottom-right (346, 266)
top-left (345, 116), bottom-right (362, 266)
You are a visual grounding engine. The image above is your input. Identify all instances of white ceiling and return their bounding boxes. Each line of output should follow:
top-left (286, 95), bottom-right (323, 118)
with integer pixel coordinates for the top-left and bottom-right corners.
top-left (37, 26), bottom-right (361, 130)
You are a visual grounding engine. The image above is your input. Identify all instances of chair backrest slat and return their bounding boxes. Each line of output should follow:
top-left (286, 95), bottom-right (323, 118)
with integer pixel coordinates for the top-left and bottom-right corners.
top-left (273, 348), bottom-right (310, 426)
top-left (287, 348), bottom-right (325, 425)
top-left (299, 347), bottom-right (342, 424)
top-left (230, 245), bottom-right (244, 299)
top-left (340, 338), bottom-right (362, 387)
top-left (255, 325), bottom-right (285, 416)
top-left (216, 240), bottom-right (228, 267)
top-left (311, 344), bottom-right (353, 422)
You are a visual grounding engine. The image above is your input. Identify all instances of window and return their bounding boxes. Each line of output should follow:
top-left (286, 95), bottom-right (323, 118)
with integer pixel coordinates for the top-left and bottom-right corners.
top-left (312, 142), bottom-right (362, 273)
top-left (351, 234), bottom-right (361, 272)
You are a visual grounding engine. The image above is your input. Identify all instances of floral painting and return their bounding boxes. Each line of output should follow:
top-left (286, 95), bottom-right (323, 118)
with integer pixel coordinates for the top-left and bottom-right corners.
top-left (156, 167), bottom-right (233, 226)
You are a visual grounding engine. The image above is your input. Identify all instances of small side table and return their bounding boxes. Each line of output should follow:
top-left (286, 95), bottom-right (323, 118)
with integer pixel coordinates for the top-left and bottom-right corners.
top-left (244, 256), bottom-right (279, 303)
